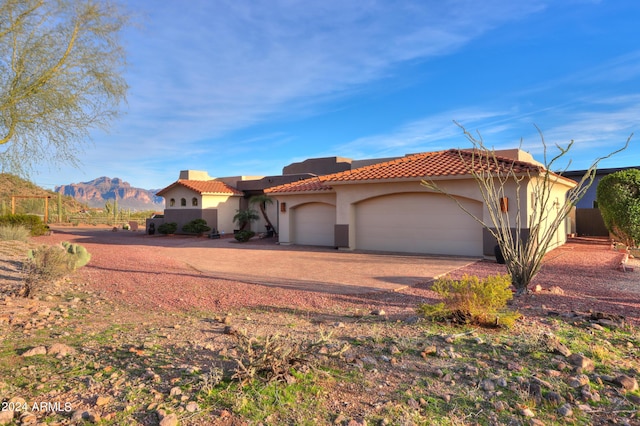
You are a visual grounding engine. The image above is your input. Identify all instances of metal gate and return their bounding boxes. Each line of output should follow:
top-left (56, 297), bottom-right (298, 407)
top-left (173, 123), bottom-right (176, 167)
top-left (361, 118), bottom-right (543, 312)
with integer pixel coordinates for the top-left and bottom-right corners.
top-left (576, 208), bottom-right (608, 237)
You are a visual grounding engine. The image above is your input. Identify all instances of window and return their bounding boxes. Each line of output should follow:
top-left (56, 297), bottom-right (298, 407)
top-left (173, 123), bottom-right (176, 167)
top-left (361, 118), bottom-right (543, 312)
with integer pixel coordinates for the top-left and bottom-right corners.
top-left (192, 197), bottom-right (198, 206)
top-left (181, 198), bottom-right (186, 207)
top-left (169, 198), bottom-right (175, 207)
top-left (593, 200), bottom-right (599, 209)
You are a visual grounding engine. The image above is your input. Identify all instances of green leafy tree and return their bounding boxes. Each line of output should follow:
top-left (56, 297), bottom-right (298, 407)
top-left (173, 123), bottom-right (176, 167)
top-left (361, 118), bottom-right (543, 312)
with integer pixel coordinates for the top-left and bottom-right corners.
top-left (0, 0), bottom-right (129, 175)
top-left (596, 169), bottom-right (640, 247)
top-left (249, 194), bottom-right (277, 235)
top-left (421, 123), bottom-right (631, 294)
top-left (233, 209), bottom-right (259, 231)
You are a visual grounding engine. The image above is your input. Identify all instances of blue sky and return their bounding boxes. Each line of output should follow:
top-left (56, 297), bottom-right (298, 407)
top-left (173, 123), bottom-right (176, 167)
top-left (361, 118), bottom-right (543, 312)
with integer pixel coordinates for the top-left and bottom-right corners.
top-left (34, 0), bottom-right (640, 190)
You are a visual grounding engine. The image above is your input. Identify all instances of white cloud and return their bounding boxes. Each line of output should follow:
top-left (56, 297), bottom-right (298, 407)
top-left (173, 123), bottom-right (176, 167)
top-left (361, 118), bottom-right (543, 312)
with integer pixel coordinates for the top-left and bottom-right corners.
top-left (120, 0), bottom-right (547, 147)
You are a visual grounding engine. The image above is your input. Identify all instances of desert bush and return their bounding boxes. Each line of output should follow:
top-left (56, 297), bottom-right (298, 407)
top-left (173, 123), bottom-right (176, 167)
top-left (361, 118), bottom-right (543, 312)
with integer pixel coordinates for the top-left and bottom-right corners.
top-left (21, 242), bottom-right (91, 297)
top-left (22, 245), bottom-right (70, 297)
top-left (157, 222), bottom-right (178, 234)
top-left (0, 214), bottom-right (49, 236)
top-left (0, 224), bottom-right (31, 242)
top-left (417, 274), bottom-right (520, 328)
top-left (230, 330), bottom-right (329, 385)
top-left (182, 218), bottom-right (211, 234)
top-left (234, 230), bottom-right (255, 242)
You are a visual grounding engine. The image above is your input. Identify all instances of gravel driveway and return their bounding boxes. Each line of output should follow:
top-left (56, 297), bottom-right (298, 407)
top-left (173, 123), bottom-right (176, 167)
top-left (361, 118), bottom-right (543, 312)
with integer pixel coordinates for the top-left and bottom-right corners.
top-left (45, 227), bottom-right (478, 294)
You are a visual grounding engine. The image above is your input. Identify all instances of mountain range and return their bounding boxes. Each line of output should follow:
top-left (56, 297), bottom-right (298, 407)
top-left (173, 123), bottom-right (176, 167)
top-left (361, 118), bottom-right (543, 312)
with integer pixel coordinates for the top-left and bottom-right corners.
top-left (54, 177), bottom-right (164, 211)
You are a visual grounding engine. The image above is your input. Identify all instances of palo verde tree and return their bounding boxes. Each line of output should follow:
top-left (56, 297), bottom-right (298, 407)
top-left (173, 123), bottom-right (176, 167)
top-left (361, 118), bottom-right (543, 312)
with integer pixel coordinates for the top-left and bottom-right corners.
top-left (596, 168), bottom-right (640, 247)
top-left (421, 123), bottom-right (631, 294)
top-left (0, 0), bottom-right (129, 175)
top-left (249, 194), bottom-right (277, 235)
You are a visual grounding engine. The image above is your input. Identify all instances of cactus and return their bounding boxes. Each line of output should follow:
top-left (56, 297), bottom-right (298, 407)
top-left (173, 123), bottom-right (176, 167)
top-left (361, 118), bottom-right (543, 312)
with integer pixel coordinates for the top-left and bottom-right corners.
top-left (61, 241), bottom-right (91, 270)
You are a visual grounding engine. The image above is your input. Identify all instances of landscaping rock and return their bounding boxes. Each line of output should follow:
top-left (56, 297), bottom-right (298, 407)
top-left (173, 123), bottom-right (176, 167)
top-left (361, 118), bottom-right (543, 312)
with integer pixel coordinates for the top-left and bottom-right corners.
top-left (48, 343), bottom-right (76, 357)
top-left (567, 354), bottom-right (594, 372)
top-left (545, 391), bottom-right (564, 405)
top-left (557, 403), bottom-right (573, 417)
top-left (21, 346), bottom-right (47, 357)
top-left (159, 412), bottom-right (179, 426)
top-left (0, 410), bottom-right (14, 425)
top-left (568, 374), bottom-right (590, 388)
top-left (613, 375), bottom-right (639, 392)
top-left (96, 395), bottom-right (111, 406)
top-left (480, 378), bottom-right (495, 392)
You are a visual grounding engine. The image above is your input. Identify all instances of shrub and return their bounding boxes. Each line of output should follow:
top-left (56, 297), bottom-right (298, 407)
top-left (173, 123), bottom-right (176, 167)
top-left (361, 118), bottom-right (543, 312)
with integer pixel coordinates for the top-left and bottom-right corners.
top-left (417, 274), bottom-right (521, 328)
top-left (596, 169), bottom-right (640, 247)
top-left (22, 245), bottom-right (69, 297)
top-left (230, 330), bottom-right (329, 385)
top-left (0, 225), bottom-right (31, 242)
top-left (21, 242), bottom-right (91, 297)
top-left (182, 218), bottom-right (211, 234)
top-left (0, 214), bottom-right (49, 236)
top-left (157, 222), bottom-right (178, 235)
top-left (234, 230), bottom-right (255, 242)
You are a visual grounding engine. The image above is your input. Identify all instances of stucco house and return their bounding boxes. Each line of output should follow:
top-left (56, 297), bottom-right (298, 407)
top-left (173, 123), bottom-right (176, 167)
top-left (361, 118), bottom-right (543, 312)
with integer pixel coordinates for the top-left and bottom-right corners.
top-left (265, 148), bottom-right (577, 257)
top-left (152, 157), bottom-right (396, 236)
top-left (154, 170), bottom-right (244, 234)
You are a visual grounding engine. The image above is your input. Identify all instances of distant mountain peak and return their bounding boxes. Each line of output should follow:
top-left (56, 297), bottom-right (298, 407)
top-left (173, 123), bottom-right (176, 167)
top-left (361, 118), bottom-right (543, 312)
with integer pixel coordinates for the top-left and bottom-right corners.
top-left (55, 177), bottom-right (164, 211)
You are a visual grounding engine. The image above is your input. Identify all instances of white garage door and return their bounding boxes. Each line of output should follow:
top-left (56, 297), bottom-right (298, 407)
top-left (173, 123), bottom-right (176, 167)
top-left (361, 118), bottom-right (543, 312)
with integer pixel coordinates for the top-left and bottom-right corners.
top-left (355, 193), bottom-right (482, 256)
top-left (293, 202), bottom-right (336, 247)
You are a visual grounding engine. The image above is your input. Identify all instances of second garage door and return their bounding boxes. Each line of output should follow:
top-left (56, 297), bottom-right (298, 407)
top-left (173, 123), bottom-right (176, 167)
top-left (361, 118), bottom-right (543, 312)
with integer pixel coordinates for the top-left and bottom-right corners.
top-left (293, 202), bottom-right (336, 247)
top-left (355, 192), bottom-right (482, 256)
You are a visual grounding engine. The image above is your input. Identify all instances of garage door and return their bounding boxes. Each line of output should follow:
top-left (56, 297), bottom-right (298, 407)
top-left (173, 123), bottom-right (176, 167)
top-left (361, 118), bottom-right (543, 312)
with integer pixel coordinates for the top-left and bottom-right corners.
top-left (293, 202), bottom-right (336, 246)
top-left (355, 193), bottom-right (482, 256)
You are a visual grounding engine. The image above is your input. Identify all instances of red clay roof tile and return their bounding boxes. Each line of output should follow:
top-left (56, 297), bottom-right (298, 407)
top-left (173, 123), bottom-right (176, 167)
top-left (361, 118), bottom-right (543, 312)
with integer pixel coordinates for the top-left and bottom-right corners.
top-left (265, 149), bottom-right (545, 193)
top-left (157, 179), bottom-right (243, 196)
top-left (264, 177), bottom-right (333, 194)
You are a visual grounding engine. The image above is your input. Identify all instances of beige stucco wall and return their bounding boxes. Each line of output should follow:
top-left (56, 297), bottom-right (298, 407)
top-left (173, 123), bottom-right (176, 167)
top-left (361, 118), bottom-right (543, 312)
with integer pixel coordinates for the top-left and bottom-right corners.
top-left (333, 179), bottom-right (490, 251)
top-left (272, 193), bottom-right (337, 244)
top-left (248, 201), bottom-right (279, 234)
top-left (525, 175), bottom-right (576, 251)
top-left (161, 186), bottom-right (241, 234)
top-left (271, 173), bottom-right (575, 255)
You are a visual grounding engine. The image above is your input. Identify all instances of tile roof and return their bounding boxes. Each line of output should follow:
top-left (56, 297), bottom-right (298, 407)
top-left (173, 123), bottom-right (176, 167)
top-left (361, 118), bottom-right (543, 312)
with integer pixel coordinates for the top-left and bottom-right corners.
top-left (156, 180), bottom-right (243, 196)
top-left (265, 149), bottom-right (546, 194)
top-left (264, 176), bottom-right (333, 194)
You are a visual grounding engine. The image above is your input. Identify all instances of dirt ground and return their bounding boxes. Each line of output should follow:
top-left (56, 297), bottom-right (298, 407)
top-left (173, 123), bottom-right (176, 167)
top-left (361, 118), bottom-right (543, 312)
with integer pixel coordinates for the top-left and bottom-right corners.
top-left (1, 229), bottom-right (639, 425)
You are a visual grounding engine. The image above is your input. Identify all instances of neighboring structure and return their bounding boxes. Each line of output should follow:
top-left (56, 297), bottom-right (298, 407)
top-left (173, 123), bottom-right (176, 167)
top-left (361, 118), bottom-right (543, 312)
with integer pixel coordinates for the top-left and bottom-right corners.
top-left (562, 166), bottom-right (640, 237)
top-left (265, 149), bottom-right (576, 257)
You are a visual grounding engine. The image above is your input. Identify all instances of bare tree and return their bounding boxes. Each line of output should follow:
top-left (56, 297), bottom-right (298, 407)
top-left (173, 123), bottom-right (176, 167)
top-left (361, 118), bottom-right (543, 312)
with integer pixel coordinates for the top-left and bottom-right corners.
top-left (421, 123), bottom-right (631, 294)
top-left (0, 0), bottom-right (129, 175)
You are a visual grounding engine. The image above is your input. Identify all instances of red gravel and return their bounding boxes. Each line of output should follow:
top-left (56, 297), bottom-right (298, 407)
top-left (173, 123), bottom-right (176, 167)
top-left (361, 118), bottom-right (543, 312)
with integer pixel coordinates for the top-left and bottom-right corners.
top-left (34, 231), bottom-right (640, 325)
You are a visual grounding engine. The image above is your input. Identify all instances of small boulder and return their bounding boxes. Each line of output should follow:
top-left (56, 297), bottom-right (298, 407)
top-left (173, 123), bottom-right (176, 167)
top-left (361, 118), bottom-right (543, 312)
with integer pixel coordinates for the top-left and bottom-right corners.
top-left (21, 346), bottom-right (47, 357)
top-left (48, 343), bottom-right (76, 358)
top-left (613, 375), bottom-right (639, 392)
top-left (567, 354), bottom-right (594, 372)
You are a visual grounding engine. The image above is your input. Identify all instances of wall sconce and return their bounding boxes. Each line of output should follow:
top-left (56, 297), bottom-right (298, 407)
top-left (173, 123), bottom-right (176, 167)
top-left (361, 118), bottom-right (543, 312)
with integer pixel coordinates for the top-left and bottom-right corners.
top-left (499, 197), bottom-right (508, 213)
top-left (280, 202), bottom-right (287, 212)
